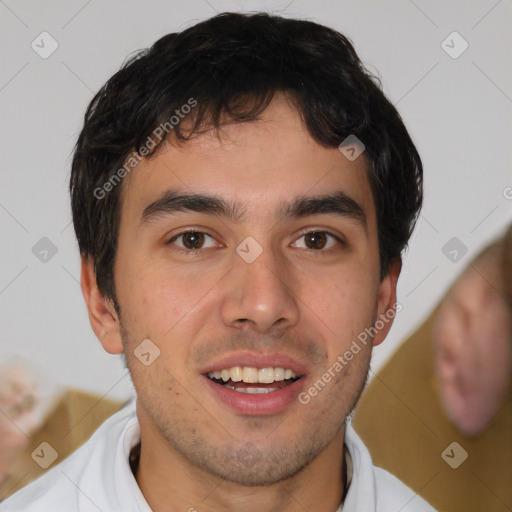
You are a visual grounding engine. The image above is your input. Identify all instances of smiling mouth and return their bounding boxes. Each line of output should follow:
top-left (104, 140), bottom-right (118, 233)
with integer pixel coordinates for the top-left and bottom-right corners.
top-left (206, 366), bottom-right (302, 394)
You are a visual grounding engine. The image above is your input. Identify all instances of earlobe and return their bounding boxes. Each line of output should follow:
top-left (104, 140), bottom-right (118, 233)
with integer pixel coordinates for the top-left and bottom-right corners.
top-left (372, 257), bottom-right (402, 347)
top-left (80, 257), bottom-right (124, 355)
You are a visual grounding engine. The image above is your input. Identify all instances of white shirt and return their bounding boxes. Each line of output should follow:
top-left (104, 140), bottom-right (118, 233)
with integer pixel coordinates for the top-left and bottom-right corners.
top-left (1, 400), bottom-right (436, 512)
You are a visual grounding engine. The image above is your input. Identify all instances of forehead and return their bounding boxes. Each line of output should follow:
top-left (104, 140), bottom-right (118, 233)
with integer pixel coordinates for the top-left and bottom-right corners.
top-left (118, 96), bottom-right (376, 230)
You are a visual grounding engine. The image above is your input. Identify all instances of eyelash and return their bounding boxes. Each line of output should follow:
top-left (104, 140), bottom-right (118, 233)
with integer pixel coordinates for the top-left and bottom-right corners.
top-left (166, 229), bottom-right (345, 255)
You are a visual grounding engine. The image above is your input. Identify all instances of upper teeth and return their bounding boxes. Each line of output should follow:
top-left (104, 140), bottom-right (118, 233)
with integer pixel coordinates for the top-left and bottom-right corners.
top-left (207, 367), bottom-right (299, 384)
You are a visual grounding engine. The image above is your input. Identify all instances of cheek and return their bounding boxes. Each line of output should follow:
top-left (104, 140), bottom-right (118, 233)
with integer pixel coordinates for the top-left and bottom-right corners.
top-left (117, 258), bottom-right (196, 337)
top-left (117, 258), bottom-right (221, 380)
top-left (300, 266), bottom-right (377, 341)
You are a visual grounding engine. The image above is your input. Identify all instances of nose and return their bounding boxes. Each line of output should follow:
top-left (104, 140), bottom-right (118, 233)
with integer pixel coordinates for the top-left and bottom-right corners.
top-left (220, 243), bottom-right (300, 334)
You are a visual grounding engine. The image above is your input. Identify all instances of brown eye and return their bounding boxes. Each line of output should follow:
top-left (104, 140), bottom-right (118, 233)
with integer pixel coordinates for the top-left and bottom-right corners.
top-left (167, 231), bottom-right (218, 251)
top-left (292, 231), bottom-right (342, 251)
top-left (182, 232), bottom-right (205, 249)
top-left (304, 232), bottom-right (327, 249)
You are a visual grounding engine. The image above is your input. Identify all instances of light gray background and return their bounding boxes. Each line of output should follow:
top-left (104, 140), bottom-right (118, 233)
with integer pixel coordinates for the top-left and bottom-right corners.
top-left (1, 0), bottom-right (511, 401)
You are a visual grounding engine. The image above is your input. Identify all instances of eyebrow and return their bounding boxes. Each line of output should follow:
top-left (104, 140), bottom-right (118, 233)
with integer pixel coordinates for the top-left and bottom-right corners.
top-left (140, 188), bottom-right (367, 233)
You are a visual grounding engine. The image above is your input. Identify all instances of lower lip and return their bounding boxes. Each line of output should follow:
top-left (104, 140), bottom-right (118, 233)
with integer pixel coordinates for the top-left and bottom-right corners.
top-left (201, 375), bottom-right (306, 416)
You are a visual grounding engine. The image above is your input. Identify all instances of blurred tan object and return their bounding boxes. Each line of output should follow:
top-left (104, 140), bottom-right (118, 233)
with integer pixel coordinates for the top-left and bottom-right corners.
top-left (0, 388), bottom-right (123, 501)
top-left (353, 223), bottom-right (512, 512)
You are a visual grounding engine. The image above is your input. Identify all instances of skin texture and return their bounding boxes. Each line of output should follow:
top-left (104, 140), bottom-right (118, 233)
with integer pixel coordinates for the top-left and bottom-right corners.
top-left (433, 237), bottom-right (512, 436)
top-left (81, 95), bottom-right (401, 512)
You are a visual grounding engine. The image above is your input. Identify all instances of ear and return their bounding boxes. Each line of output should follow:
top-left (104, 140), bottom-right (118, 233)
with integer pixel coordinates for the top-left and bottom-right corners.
top-left (80, 257), bottom-right (123, 355)
top-left (372, 257), bottom-right (402, 347)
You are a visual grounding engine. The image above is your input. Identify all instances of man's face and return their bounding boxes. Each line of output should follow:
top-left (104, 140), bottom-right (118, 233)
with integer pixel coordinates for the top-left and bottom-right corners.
top-left (104, 95), bottom-right (398, 485)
